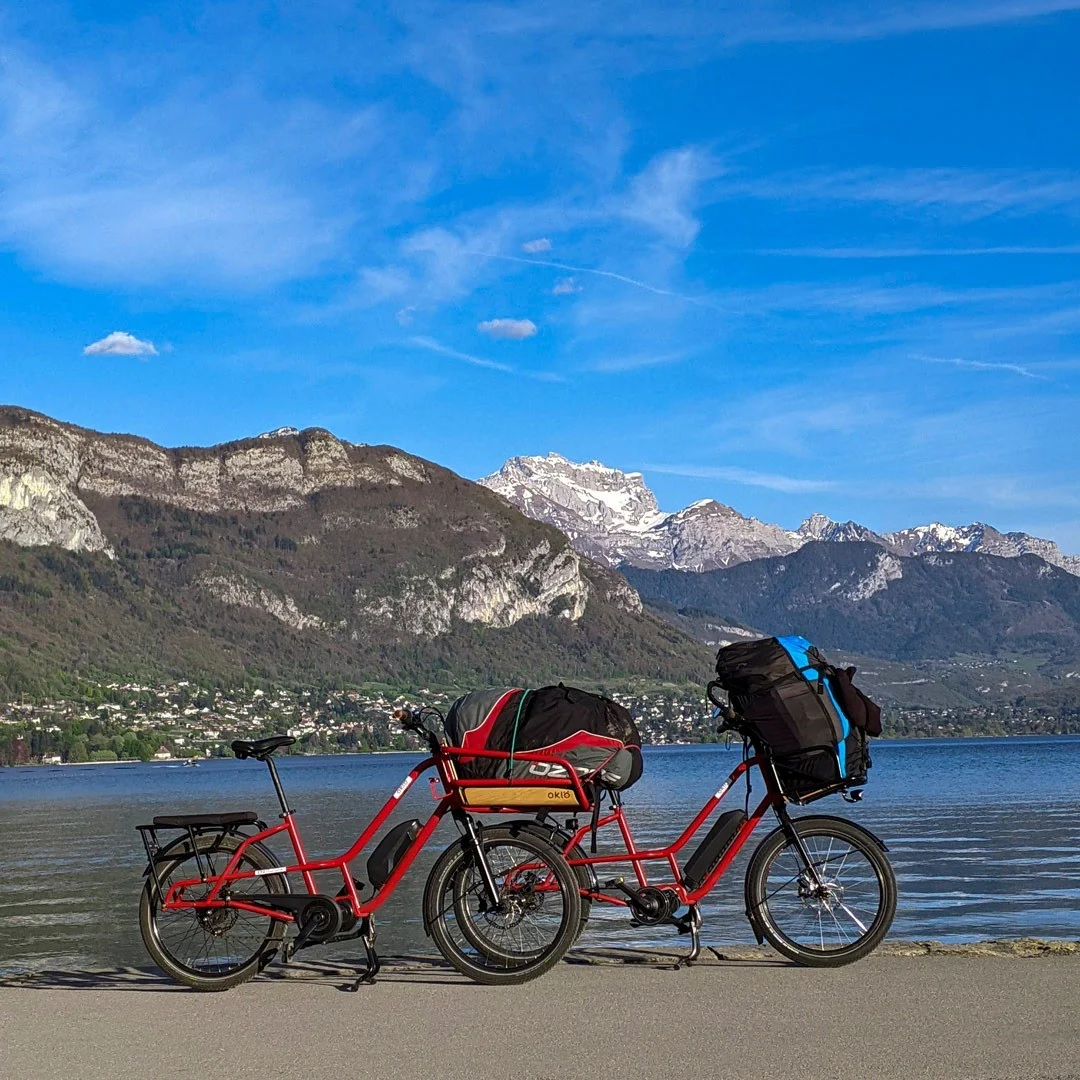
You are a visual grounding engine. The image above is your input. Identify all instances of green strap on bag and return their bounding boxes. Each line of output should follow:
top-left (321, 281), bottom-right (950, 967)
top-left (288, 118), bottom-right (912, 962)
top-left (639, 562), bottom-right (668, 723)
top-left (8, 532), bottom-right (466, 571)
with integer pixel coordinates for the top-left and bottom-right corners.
top-left (505, 689), bottom-right (531, 778)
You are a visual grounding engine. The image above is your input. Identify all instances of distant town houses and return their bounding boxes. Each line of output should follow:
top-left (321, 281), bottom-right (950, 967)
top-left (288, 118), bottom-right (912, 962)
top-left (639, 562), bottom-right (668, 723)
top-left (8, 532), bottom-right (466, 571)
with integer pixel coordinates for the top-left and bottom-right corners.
top-left (0, 679), bottom-right (1076, 767)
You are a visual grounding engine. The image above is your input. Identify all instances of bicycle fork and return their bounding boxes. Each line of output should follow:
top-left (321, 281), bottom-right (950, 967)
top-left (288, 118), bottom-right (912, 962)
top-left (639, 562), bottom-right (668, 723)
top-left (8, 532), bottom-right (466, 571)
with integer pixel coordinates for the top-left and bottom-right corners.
top-left (456, 813), bottom-right (506, 911)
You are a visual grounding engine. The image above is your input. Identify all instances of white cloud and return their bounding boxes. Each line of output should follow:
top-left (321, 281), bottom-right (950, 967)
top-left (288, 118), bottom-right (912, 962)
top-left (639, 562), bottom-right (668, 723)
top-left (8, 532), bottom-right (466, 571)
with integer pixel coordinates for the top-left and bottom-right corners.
top-left (920, 354), bottom-right (1048, 379)
top-left (0, 48), bottom-right (394, 292)
top-left (751, 243), bottom-right (1080, 259)
top-left (620, 147), bottom-right (722, 246)
top-left (83, 331), bottom-right (158, 357)
top-left (409, 334), bottom-right (564, 381)
top-left (410, 336), bottom-right (514, 372)
top-left (522, 238), bottom-right (552, 253)
top-left (645, 463), bottom-right (838, 494)
top-left (477, 317), bottom-right (538, 340)
top-left (396, 306), bottom-right (416, 326)
top-left (732, 167), bottom-right (1080, 222)
top-left (472, 250), bottom-right (717, 308)
top-left (552, 276), bottom-right (581, 295)
top-left (720, 1), bottom-right (1080, 45)
top-left (589, 351), bottom-right (687, 373)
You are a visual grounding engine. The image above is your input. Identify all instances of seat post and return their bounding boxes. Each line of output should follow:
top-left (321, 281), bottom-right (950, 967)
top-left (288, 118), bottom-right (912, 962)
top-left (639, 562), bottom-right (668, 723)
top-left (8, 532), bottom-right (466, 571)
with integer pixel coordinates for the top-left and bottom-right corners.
top-left (265, 756), bottom-right (292, 816)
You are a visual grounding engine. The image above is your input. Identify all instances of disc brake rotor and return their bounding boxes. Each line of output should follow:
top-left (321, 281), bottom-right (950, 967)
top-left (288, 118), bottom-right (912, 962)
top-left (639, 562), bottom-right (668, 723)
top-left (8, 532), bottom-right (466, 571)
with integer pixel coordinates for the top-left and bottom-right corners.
top-left (198, 907), bottom-right (240, 935)
top-left (797, 876), bottom-right (843, 912)
top-left (478, 871), bottom-right (545, 928)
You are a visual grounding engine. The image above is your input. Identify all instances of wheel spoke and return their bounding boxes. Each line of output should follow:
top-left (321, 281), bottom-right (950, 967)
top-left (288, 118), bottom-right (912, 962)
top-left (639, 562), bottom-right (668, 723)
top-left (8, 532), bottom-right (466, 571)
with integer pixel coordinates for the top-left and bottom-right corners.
top-left (752, 824), bottom-right (894, 962)
top-left (145, 843), bottom-right (282, 983)
top-left (433, 831), bottom-right (578, 981)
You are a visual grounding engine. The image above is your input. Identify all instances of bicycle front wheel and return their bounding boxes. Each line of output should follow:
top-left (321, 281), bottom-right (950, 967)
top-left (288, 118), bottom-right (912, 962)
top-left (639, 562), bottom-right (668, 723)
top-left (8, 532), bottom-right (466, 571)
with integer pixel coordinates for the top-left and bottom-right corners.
top-left (744, 815), bottom-right (896, 967)
top-left (424, 825), bottom-right (581, 985)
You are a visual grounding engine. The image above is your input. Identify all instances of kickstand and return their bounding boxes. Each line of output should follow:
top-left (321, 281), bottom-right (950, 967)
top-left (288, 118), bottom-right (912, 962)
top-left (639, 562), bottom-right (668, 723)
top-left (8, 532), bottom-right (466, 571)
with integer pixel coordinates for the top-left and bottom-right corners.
top-left (673, 904), bottom-right (702, 967)
top-left (345, 918), bottom-right (380, 992)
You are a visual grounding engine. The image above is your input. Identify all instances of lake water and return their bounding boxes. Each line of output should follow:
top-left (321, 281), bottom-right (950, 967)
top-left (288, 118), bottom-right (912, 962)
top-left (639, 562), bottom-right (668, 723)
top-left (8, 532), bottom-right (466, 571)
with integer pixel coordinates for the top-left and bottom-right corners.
top-left (1, 737), bottom-right (1078, 973)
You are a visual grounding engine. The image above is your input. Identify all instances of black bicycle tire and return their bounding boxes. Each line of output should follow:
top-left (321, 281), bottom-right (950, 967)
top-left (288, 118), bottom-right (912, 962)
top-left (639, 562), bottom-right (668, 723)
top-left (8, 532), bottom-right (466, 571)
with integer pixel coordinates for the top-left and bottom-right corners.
top-left (139, 832), bottom-right (287, 991)
top-left (449, 822), bottom-right (590, 962)
top-left (744, 815), bottom-right (897, 967)
top-left (424, 826), bottom-right (582, 985)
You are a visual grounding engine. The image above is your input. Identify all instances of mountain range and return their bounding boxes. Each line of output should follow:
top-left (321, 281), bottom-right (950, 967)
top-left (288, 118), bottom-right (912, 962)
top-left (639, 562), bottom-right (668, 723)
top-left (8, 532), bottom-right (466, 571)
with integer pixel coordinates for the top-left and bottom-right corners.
top-left (5, 411), bottom-right (1080, 712)
top-left (0, 408), bottom-right (706, 696)
top-left (480, 453), bottom-right (1080, 576)
top-left (480, 452), bottom-right (1080, 709)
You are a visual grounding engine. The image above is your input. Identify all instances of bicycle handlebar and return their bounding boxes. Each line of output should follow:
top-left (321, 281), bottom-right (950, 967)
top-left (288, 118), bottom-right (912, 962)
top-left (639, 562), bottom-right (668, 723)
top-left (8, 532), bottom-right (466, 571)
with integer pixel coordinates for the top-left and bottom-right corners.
top-left (391, 706), bottom-right (445, 746)
top-left (706, 680), bottom-right (744, 736)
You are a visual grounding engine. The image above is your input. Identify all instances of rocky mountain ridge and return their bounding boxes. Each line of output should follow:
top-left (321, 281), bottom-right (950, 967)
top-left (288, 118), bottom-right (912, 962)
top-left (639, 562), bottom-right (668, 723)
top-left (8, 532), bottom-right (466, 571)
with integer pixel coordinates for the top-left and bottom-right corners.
top-left (481, 453), bottom-right (802, 571)
top-left (624, 540), bottom-right (1080, 664)
top-left (0, 407), bottom-right (707, 694)
top-left (481, 453), bottom-right (1080, 576)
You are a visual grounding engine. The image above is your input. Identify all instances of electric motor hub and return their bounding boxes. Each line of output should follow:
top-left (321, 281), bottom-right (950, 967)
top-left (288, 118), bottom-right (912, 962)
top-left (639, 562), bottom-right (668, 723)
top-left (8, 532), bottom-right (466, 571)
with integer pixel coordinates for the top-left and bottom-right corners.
top-left (299, 895), bottom-right (343, 944)
top-left (630, 886), bottom-right (679, 925)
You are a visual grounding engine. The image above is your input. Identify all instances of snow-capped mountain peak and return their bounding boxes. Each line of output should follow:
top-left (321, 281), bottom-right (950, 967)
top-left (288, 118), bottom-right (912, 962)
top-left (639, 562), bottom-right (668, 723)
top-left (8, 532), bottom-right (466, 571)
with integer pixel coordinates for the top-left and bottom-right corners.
top-left (484, 453), bottom-right (665, 535)
top-left (480, 452), bottom-right (1080, 578)
top-left (798, 514), bottom-right (886, 545)
top-left (480, 454), bottom-right (799, 571)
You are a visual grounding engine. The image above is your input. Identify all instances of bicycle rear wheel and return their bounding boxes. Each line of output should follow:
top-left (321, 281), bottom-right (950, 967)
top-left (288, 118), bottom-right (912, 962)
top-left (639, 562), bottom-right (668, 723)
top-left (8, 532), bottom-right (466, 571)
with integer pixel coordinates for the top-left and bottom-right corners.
top-left (424, 825), bottom-right (581, 985)
top-left (139, 832), bottom-right (287, 990)
top-left (745, 815), bottom-right (896, 967)
top-left (500, 820), bottom-right (593, 943)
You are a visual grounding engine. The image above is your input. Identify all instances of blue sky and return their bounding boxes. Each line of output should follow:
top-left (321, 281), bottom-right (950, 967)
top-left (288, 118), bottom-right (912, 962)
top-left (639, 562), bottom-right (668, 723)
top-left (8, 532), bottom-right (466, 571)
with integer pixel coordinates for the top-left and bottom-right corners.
top-left (1, 2), bottom-right (1079, 548)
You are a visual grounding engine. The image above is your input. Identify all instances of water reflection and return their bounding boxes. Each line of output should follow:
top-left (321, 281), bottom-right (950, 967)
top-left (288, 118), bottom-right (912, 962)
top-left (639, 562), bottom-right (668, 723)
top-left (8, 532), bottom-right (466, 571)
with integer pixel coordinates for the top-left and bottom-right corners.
top-left (2, 736), bottom-right (1078, 972)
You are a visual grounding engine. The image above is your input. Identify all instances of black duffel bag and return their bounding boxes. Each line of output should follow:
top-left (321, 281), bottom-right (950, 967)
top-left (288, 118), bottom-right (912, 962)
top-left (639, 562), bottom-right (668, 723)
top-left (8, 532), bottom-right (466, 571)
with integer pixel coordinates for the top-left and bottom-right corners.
top-left (444, 683), bottom-right (644, 790)
top-left (714, 635), bottom-right (880, 801)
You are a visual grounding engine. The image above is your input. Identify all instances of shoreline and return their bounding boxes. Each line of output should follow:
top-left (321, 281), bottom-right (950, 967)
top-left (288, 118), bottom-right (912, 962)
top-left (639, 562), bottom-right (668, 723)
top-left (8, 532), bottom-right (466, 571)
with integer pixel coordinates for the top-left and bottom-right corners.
top-left (4, 938), bottom-right (1079, 985)
top-left (5, 731), bottom-right (1080, 769)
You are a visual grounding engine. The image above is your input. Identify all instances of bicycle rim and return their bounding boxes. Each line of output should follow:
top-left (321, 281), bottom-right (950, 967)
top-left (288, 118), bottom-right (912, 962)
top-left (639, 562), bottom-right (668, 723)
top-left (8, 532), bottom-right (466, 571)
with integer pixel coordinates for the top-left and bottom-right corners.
top-left (753, 823), bottom-right (893, 960)
top-left (146, 846), bottom-right (282, 979)
top-left (452, 837), bottom-right (571, 963)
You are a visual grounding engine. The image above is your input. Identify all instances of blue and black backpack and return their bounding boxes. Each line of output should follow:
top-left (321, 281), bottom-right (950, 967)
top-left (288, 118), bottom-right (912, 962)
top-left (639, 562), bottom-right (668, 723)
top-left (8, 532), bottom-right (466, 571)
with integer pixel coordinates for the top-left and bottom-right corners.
top-left (713, 635), bottom-right (882, 802)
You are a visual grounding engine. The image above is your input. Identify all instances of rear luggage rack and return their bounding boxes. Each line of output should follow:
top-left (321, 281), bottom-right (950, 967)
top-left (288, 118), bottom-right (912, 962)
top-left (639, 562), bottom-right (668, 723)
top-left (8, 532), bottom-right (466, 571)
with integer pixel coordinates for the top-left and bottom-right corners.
top-left (136, 814), bottom-right (268, 895)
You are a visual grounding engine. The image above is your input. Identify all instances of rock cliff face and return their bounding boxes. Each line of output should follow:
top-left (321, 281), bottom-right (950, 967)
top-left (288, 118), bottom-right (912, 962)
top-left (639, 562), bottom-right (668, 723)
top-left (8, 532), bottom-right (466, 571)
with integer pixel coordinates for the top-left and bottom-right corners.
top-left (0, 407), bottom-right (597, 635)
top-left (0, 408), bottom-right (424, 519)
top-left (0, 407), bottom-right (706, 691)
top-left (0, 468), bottom-right (112, 554)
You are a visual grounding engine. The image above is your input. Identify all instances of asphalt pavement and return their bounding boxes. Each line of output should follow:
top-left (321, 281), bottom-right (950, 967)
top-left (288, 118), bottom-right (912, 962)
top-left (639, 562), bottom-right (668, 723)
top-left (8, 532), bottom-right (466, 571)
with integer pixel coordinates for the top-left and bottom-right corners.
top-left (2, 951), bottom-right (1078, 1080)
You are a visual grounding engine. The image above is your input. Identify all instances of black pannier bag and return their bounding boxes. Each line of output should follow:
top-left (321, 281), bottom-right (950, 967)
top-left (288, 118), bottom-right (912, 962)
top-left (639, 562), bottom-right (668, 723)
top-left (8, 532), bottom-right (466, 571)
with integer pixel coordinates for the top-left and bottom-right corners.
top-left (713, 635), bottom-right (881, 802)
top-left (444, 684), bottom-right (644, 790)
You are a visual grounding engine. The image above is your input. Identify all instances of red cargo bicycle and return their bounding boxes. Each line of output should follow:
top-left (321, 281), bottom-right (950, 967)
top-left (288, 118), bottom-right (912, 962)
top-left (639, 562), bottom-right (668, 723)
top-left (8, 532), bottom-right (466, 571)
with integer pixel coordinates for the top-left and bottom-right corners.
top-left (398, 685), bottom-right (897, 967)
top-left (136, 720), bottom-right (590, 989)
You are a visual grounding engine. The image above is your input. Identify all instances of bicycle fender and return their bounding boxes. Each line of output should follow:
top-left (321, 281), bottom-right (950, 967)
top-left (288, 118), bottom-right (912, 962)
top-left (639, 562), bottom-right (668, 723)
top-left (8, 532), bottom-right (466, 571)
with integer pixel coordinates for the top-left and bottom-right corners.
top-left (755, 814), bottom-right (890, 855)
top-left (791, 814), bottom-right (889, 852)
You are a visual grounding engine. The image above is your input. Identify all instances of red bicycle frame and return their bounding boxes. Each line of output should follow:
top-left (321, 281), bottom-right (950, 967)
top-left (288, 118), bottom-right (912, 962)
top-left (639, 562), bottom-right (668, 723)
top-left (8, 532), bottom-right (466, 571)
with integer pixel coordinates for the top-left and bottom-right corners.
top-left (149, 742), bottom-right (594, 926)
top-left (558, 756), bottom-right (782, 908)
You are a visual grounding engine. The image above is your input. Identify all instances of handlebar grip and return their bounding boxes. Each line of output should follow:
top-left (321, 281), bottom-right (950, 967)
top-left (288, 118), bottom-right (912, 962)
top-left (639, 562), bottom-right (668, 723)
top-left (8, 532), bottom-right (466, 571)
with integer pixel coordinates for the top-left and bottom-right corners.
top-left (705, 680), bottom-right (727, 710)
